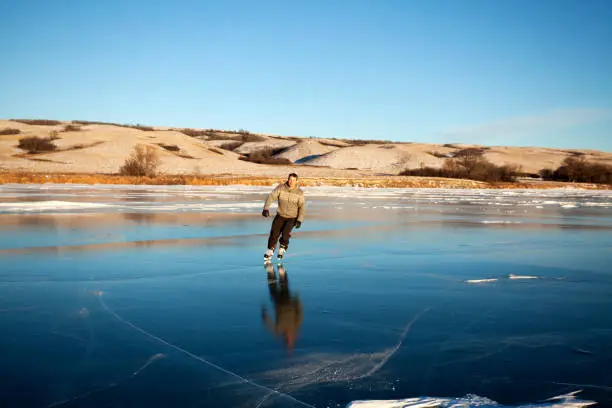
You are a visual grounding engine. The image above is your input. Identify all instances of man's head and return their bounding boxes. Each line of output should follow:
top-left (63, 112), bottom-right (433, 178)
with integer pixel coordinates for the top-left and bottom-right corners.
top-left (287, 173), bottom-right (298, 188)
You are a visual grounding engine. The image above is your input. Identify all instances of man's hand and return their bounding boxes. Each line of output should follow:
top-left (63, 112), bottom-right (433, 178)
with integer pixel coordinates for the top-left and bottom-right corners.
top-left (294, 220), bottom-right (302, 229)
top-left (262, 209), bottom-right (270, 217)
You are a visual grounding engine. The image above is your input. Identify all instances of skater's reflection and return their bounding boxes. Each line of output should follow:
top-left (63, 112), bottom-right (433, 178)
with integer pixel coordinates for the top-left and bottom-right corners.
top-left (262, 263), bottom-right (303, 351)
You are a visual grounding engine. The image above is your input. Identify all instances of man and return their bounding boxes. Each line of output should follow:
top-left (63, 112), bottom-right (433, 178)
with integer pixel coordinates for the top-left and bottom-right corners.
top-left (262, 173), bottom-right (305, 262)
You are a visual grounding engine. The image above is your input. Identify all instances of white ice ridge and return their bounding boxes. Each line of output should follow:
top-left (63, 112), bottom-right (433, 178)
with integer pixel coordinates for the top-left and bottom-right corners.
top-left (481, 220), bottom-right (522, 224)
top-left (346, 390), bottom-right (596, 407)
top-left (1, 184), bottom-right (612, 213)
top-left (0, 200), bottom-right (262, 213)
top-left (0, 201), bottom-right (113, 211)
top-left (508, 274), bottom-right (538, 280)
top-left (465, 278), bottom-right (498, 284)
top-left (465, 274), bottom-right (541, 284)
top-left (120, 202), bottom-right (262, 211)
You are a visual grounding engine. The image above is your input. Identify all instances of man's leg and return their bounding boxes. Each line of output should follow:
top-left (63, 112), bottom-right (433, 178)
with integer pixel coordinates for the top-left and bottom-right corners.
top-left (279, 217), bottom-right (296, 251)
top-left (267, 215), bottom-right (284, 252)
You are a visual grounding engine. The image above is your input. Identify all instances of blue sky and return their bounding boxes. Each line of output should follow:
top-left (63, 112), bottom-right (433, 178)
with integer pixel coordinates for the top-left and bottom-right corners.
top-left (1, 0), bottom-right (611, 151)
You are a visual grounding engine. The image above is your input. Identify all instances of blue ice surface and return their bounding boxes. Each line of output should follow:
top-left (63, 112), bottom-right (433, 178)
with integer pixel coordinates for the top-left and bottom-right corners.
top-left (0, 184), bottom-right (610, 407)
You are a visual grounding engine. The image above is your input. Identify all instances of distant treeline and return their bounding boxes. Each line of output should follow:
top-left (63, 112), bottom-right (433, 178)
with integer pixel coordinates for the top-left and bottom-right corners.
top-left (401, 153), bottom-right (612, 185)
top-left (540, 156), bottom-right (612, 184)
top-left (400, 151), bottom-right (518, 182)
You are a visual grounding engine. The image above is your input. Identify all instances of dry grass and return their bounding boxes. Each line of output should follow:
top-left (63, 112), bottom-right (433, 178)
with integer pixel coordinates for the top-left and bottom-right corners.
top-left (208, 148), bottom-right (224, 155)
top-left (1, 171), bottom-right (609, 190)
top-left (64, 141), bottom-right (105, 151)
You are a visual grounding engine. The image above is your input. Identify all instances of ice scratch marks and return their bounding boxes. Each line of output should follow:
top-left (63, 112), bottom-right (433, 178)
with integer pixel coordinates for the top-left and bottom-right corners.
top-left (46, 353), bottom-right (167, 407)
top-left (253, 308), bottom-right (431, 407)
top-left (96, 292), bottom-right (316, 408)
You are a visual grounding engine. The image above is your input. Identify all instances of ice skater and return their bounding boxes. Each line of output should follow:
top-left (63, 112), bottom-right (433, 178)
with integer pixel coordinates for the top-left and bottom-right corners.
top-left (262, 173), bottom-right (306, 262)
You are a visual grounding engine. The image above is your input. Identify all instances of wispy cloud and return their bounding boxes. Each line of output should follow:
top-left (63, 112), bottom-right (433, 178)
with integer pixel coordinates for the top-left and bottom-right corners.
top-left (441, 108), bottom-right (612, 145)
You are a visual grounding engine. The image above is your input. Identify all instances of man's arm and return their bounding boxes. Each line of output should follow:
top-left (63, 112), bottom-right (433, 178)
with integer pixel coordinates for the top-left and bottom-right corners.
top-left (296, 194), bottom-right (305, 222)
top-left (264, 185), bottom-right (281, 211)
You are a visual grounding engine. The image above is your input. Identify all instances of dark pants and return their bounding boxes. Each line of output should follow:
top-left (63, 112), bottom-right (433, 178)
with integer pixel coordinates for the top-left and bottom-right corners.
top-left (267, 214), bottom-right (296, 251)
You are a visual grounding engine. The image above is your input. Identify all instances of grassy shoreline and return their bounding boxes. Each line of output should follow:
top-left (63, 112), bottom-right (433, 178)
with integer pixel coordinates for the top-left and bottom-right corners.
top-left (1, 171), bottom-right (610, 190)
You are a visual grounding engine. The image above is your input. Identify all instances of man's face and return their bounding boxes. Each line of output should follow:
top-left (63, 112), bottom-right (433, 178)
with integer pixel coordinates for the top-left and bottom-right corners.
top-left (287, 176), bottom-right (297, 188)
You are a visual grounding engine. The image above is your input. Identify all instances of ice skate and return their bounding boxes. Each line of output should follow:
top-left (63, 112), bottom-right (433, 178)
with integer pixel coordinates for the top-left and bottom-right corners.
top-left (264, 249), bottom-right (274, 264)
top-left (277, 247), bottom-right (287, 261)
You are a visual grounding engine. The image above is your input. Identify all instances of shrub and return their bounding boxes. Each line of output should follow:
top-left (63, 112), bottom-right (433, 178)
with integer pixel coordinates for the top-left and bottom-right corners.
top-left (119, 145), bottom-right (161, 177)
top-left (179, 128), bottom-right (211, 137)
top-left (72, 120), bottom-right (118, 125)
top-left (0, 128), bottom-right (20, 135)
top-left (350, 139), bottom-right (394, 145)
top-left (239, 149), bottom-right (292, 165)
top-left (62, 124), bottom-right (82, 132)
top-left (125, 124), bottom-right (154, 131)
top-left (239, 155), bottom-right (292, 165)
top-left (451, 147), bottom-right (486, 158)
top-left (239, 133), bottom-right (267, 142)
top-left (400, 156), bottom-right (518, 182)
top-left (540, 156), bottom-right (612, 184)
top-left (17, 136), bottom-right (58, 153)
top-left (218, 141), bottom-right (244, 151)
top-left (158, 143), bottom-right (180, 152)
top-left (318, 140), bottom-right (346, 147)
top-left (72, 120), bottom-right (154, 131)
top-left (11, 119), bottom-right (61, 126)
top-left (428, 151), bottom-right (449, 158)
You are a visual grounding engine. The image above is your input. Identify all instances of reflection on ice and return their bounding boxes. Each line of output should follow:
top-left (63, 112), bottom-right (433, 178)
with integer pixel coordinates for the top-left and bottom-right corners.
top-left (263, 263), bottom-right (303, 351)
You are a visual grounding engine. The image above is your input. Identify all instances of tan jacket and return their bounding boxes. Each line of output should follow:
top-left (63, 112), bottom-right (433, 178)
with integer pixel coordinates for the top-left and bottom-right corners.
top-left (264, 182), bottom-right (306, 221)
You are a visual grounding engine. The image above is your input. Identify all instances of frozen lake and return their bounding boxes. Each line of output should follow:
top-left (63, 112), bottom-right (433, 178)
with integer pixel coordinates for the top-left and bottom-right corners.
top-left (1, 183), bottom-right (611, 407)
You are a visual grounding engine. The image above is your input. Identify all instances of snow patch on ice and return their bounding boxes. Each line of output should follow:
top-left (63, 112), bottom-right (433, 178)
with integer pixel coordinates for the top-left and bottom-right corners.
top-left (0, 201), bottom-right (114, 212)
top-left (346, 391), bottom-right (596, 407)
top-left (481, 220), bottom-right (522, 224)
top-left (508, 274), bottom-right (538, 280)
top-left (465, 278), bottom-right (498, 284)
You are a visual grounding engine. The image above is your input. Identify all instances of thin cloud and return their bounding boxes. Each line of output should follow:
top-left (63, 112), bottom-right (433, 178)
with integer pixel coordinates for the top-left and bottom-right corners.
top-left (441, 108), bottom-right (612, 145)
